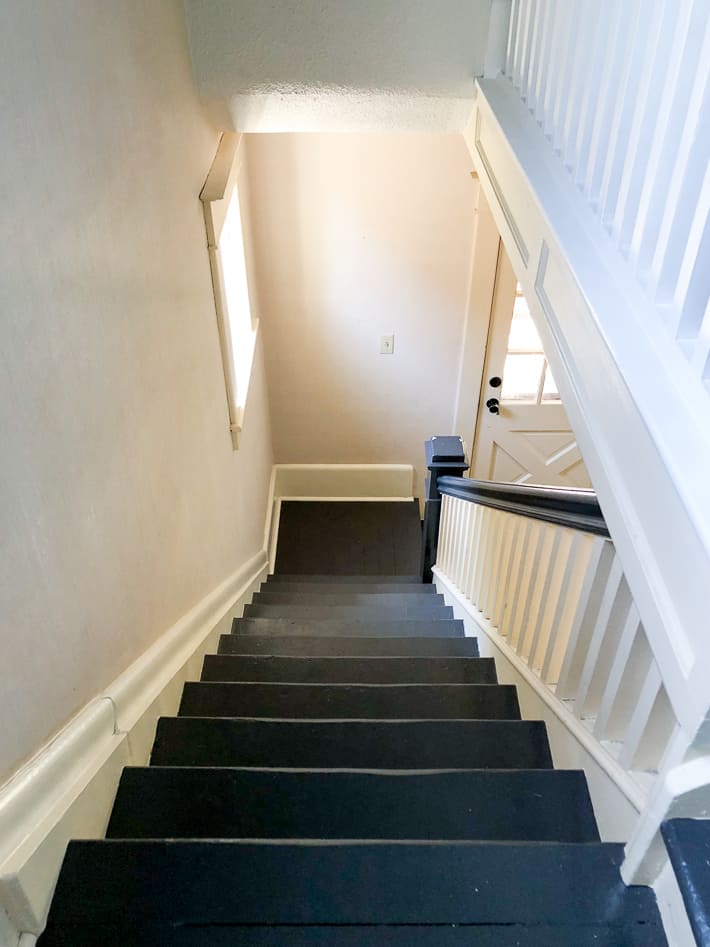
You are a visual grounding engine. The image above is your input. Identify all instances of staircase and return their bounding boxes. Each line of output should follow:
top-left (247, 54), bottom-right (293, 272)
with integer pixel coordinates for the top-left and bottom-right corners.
top-left (38, 502), bottom-right (667, 945)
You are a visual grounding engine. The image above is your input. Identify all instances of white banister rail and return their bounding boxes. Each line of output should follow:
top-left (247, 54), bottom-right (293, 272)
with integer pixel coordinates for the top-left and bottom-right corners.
top-left (435, 487), bottom-right (680, 795)
top-left (504, 0), bottom-right (710, 394)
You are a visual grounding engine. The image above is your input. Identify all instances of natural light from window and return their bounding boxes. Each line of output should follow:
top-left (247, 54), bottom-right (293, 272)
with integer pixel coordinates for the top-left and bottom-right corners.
top-left (219, 189), bottom-right (257, 417)
top-left (501, 284), bottom-right (561, 404)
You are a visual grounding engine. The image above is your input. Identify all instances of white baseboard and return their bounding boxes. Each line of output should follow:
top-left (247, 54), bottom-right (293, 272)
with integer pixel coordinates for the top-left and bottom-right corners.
top-left (433, 567), bottom-right (645, 840)
top-left (271, 464), bottom-right (414, 500)
top-left (0, 549), bottom-right (268, 939)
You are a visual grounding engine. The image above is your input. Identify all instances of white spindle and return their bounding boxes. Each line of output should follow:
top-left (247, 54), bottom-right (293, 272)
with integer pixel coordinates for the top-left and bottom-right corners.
top-left (572, 558), bottom-right (628, 719)
top-left (504, 517), bottom-right (533, 642)
top-left (618, 662), bottom-right (663, 770)
top-left (437, 495), bottom-right (451, 573)
top-left (529, 527), bottom-right (573, 672)
top-left (505, 0), bottom-right (523, 85)
top-left (555, 539), bottom-right (615, 700)
top-left (492, 514), bottom-right (516, 628)
top-left (540, 530), bottom-right (589, 683)
top-left (481, 510), bottom-right (506, 618)
top-left (473, 506), bottom-right (493, 605)
top-left (593, 604), bottom-right (644, 740)
top-left (518, 523), bottom-right (558, 662)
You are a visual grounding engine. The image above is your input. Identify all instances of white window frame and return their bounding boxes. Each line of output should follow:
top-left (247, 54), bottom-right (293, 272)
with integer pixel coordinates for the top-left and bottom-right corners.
top-left (200, 133), bottom-right (259, 449)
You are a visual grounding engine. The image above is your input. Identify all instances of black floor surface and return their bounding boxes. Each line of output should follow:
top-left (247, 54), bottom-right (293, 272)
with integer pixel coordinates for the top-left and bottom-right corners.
top-left (274, 501), bottom-right (422, 575)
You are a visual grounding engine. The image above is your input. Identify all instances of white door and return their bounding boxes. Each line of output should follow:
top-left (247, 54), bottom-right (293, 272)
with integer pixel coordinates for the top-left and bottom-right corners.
top-left (471, 248), bottom-right (591, 488)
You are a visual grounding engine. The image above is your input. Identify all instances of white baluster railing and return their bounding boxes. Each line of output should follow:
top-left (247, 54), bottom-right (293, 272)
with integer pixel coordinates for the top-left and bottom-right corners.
top-left (504, 0), bottom-right (710, 393)
top-left (435, 488), bottom-right (679, 784)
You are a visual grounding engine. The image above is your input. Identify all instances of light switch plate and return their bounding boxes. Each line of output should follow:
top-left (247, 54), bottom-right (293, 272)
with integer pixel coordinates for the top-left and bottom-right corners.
top-left (380, 334), bottom-right (394, 354)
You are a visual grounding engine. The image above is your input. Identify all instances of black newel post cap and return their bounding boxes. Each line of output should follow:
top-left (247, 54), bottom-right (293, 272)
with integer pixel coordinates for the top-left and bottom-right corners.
top-left (424, 436), bottom-right (468, 500)
top-left (425, 435), bottom-right (467, 466)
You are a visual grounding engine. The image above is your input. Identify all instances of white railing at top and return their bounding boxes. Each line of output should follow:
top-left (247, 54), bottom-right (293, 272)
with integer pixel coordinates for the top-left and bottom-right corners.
top-left (505, 0), bottom-right (710, 391)
top-left (436, 492), bottom-right (678, 783)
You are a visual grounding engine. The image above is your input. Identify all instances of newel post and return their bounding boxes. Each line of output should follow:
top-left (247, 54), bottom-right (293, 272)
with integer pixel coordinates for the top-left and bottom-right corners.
top-left (420, 435), bottom-right (468, 583)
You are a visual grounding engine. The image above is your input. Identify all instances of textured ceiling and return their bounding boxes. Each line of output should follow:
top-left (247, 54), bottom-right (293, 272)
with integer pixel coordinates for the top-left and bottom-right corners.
top-left (184, 0), bottom-right (496, 132)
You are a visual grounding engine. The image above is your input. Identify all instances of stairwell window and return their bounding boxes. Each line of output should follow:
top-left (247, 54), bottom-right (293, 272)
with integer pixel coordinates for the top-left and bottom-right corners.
top-left (201, 133), bottom-right (259, 449)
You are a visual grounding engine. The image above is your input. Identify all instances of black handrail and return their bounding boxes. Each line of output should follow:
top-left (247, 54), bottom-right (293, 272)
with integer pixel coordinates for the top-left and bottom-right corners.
top-left (437, 476), bottom-right (609, 538)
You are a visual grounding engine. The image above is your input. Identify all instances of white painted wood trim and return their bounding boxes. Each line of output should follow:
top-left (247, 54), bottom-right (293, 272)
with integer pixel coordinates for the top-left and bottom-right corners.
top-left (0, 550), bottom-right (267, 938)
top-left (433, 565), bottom-right (647, 814)
top-left (272, 464), bottom-right (414, 500)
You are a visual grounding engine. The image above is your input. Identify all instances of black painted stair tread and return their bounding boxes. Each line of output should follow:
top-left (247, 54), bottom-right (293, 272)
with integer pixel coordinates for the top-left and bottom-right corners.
top-left (262, 581), bottom-right (436, 594)
top-left (231, 617), bottom-right (465, 637)
top-left (243, 603), bottom-right (454, 620)
top-left (151, 718), bottom-right (554, 768)
top-left (218, 634), bottom-right (479, 656)
top-left (107, 768), bottom-right (600, 842)
top-left (37, 921), bottom-right (668, 947)
top-left (178, 681), bottom-right (521, 720)
top-left (252, 590), bottom-right (445, 606)
top-left (202, 654), bottom-right (497, 684)
top-left (40, 840), bottom-right (663, 928)
top-left (267, 574), bottom-right (423, 584)
top-left (273, 500), bottom-right (422, 576)
top-left (662, 818), bottom-right (710, 947)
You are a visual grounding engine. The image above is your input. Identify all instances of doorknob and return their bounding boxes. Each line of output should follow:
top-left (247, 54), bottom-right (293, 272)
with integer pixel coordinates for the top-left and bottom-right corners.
top-left (489, 376), bottom-right (502, 388)
top-left (486, 397), bottom-right (500, 415)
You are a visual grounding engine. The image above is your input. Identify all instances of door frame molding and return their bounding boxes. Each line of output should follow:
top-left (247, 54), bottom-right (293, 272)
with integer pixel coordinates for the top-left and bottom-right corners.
top-left (451, 185), bottom-right (501, 458)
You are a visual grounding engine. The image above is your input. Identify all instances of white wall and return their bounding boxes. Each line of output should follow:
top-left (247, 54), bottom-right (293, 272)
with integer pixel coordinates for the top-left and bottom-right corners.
top-left (245, 133), bottom-right (481, 502)
top-left (183, 0), bottom-right (493, 131)
top-left (0, 1), bottom-right (273, 788)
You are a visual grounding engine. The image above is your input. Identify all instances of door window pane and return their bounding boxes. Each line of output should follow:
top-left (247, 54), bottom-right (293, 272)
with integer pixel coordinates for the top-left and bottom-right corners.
top-left (508, 293), bottom-right (544, 352)
top-left (501, 353), bottom-right (545, 402)
top-left (541, 362), bottom-right (561, 401)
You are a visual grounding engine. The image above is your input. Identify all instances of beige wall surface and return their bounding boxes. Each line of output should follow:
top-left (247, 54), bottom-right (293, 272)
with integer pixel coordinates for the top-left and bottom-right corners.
top-left (0, 1), bottom-right (272, 785)
top-left (246, 132), bottom-right (479, 500)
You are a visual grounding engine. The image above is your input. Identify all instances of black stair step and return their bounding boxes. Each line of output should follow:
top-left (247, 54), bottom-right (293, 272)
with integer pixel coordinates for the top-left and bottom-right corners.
top-left (107, 768), bottom-right (600, 842)
top-left (243, 603), bottom-right (453, 620)
top-left (202, 655), bottom-right (496, 684)
top-left (178, 682), bottom-right (521, 720)
top-left (262, 581), bottom-right (435, 594)
top-left (218, 634), bottom-right (479, 657)
top-left (252, 590), bottom-right (444, 606)
top-left (268, 574), bottom-right (422, 584)
top-left (37, 921), bottom-right (667, 946)
top-left (662, 818), bottom-right (710, 947)
top-left (40, 841), bottom-right (663, 932)
top-left (231, 617), bottom-right (465, 637)
top-left (151, 718), bottom-right (554, 769)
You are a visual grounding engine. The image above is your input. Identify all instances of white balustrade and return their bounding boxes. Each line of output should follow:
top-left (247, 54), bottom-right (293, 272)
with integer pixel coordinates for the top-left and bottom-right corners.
top-left (505, 0), bottom-right (710, 391)
top-left (436, 493), bottom-right (679, 781)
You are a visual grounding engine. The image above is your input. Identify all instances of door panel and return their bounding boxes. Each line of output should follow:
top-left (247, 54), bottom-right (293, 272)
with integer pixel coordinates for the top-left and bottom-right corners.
top-left (471, 248), bottom-right (591, 488)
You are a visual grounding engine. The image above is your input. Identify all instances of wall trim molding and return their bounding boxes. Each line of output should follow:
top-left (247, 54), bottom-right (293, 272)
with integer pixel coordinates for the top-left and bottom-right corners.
top-left (0, 549), bottom-right (268, 939)
top-left (271, 464), bottom-right (414, 500)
